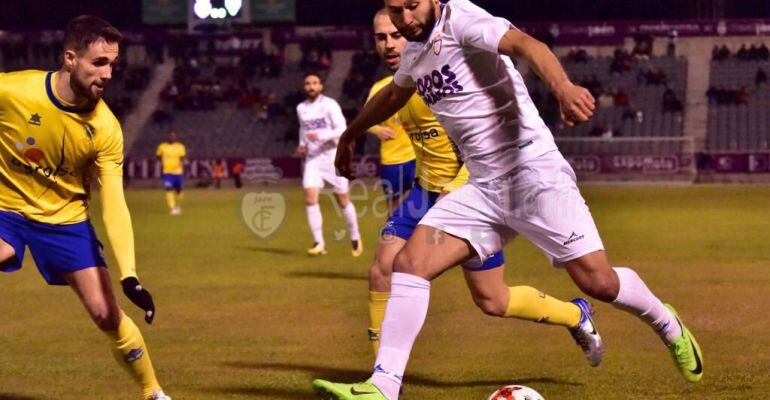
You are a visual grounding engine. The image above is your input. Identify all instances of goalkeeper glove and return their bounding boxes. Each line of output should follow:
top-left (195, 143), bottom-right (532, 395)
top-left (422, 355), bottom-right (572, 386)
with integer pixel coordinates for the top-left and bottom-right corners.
top-left (121, 277), bottom-right (156, 324)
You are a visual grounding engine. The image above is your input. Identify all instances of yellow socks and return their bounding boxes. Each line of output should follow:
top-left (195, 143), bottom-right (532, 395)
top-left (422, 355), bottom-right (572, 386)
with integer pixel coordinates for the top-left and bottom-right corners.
top-left (165, 191), bottom-right (176, 209)
top-left (104, 313), bottom-right (162, 399)
top-left (368, 291), bottom-right (390, 355)
top-left (505, 286), bottom-right (582, 328)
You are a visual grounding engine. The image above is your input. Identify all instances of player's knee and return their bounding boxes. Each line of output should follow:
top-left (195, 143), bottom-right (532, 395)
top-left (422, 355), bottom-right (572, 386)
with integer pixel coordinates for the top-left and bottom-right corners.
top-left (92, 310), bottom-right (121, 331)
top-left (581, 274), bottom-right (619, 303)
top-left (392, 249), bottom-right (419, 275)
top-left (369, 260), bottom-right (392, 292)
top-left (472, 294), bottom-right (507, 317)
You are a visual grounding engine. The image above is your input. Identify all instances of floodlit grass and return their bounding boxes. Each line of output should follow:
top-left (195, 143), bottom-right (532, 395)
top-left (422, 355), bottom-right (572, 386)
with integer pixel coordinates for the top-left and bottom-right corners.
top-left (1, 184), bottom-right (769, 399)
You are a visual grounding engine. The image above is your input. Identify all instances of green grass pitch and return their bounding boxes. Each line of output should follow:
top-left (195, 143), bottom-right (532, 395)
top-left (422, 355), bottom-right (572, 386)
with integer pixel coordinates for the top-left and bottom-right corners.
top-left (1, 184), bottom-right (769, 399)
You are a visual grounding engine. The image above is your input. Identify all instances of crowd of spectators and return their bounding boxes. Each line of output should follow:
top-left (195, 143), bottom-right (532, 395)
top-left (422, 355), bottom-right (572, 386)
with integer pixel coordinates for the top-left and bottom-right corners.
top-left (712, 43), bottom-right (770, 62)
top-left (342, 48), bottom-right (381, 104)
top-left (706, 86), bottom-right (750, 106)
top-left (299, 35), bottom-right (333, 73)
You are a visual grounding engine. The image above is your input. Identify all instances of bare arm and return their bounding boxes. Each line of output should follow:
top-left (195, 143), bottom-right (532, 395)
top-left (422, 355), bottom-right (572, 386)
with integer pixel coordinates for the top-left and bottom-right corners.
top-left (335, 82), bottom-right (415, 179)
top-left (498, 30), bottom-right (595, 126)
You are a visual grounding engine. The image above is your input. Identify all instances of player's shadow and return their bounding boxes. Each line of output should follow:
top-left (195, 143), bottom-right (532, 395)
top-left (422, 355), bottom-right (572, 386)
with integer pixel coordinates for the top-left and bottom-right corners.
top-left (235, 245), bottom-right (297, 256)
top-left (0, 394), bottom-right (44, 400)
top-left (283, 271), bottom-right (367, 281)
top-left (220, 361), bottom-right (582, 389)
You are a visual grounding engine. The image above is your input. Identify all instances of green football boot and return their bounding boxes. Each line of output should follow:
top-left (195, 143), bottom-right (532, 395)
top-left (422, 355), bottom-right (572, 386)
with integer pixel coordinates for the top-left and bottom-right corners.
top-left (665, 304), bottom-right (703, 382)
top-left (313, 380), bottom-right (388, 400)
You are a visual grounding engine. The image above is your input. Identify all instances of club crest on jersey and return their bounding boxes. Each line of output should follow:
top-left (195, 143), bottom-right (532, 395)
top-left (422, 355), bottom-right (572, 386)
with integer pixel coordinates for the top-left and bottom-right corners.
top-left (28, 113), bottom-right (42, 126)
top-left (432, 33), bottom-right (443, 55)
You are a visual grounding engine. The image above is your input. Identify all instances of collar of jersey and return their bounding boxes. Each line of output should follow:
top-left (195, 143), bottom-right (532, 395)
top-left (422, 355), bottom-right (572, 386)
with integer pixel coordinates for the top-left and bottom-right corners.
top-left (46, 71), bottom-right (91, 114)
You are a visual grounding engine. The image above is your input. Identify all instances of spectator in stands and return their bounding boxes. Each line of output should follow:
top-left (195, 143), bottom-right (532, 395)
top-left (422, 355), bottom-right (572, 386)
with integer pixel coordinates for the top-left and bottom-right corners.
top-left (706, 86), bottom-right (719, 105)
top-left (757, 68), bottom-right (768, 87)
top-left (736, 44), bottom-right (750, 61)
top-left (712, 45), bottom-right (731, 61)
top-left (759, 43), bottom-right (770, 61)
top-left (711, 45), bottom-right (720, 61)
top-left (610, 48), bottom-right (633, 74)
top-left (631, 33), bottom-right (654, 60)
top-left (662, 88), bottom-right (683, 114)
top-left (646, 68), bottom-right (668, 86)
top-left (565, 47), bottom-right (589, 63)
top-left (598, 91), bottom-right (614, 108)
top-left (614, 89), bottom-right (630, 107)
top-left (667, 30), bottom-right (678, 57)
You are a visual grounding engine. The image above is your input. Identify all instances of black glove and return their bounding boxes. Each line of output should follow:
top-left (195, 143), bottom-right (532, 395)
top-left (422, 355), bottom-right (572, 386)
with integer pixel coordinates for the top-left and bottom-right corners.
top-left (121, 277), bottom-right (156, 324)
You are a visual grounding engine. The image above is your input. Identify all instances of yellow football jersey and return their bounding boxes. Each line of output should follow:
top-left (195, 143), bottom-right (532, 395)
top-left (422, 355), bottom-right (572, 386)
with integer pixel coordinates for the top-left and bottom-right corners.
top-left (156, 142), bottom-right (186, 175)
top-left (0, 70), bottom-right (124, 224)
top-left (367, 76), bottom-right (415, 166)
top-left (397, 88), bottom-right (467, 193)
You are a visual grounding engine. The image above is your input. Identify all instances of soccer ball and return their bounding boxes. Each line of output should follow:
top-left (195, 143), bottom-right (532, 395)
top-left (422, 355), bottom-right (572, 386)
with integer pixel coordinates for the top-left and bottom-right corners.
top-left (487, 385), bottom-right (544, 400)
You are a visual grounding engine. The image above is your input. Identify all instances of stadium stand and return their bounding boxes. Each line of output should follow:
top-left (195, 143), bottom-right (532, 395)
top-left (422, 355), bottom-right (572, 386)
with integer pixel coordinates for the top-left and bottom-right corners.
top-left (707, 43), bottom-right (770, 151)
top-left (536, 51), bottom-right (688, 139)
top-left (130, 33), bottom-right (309, 159)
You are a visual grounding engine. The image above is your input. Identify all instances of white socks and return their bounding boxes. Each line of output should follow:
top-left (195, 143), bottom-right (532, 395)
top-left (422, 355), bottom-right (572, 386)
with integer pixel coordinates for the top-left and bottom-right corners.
top-left (612, 267), bottom-right (682, 344)
top-left (371, 273), bottom-right (431, 400)
top-left (342, 203), bottom-right (361, 241)
top-left (305, 204), bottom-right (324, 246)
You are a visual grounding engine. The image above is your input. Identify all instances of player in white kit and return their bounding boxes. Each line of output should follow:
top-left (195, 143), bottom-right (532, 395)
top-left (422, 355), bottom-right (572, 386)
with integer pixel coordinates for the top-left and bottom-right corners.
top-left (296, 73), bottom-right (363, 257)
top-left (313, 1), bottom-right (702, 399)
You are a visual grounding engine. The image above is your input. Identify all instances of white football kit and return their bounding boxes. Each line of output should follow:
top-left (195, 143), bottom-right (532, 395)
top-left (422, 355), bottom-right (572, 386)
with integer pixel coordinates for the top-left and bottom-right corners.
top-left (393, 0), bottom-right (604, 267)
top-left (296, 94), bottom-right (349, 193)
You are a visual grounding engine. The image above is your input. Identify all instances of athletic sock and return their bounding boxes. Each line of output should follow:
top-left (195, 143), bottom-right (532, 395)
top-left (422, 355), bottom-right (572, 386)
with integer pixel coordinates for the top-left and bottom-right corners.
top-left (305, 204), bottom-right (324, 246)
top-left (368, 291), bottom-right (390, 355)
top-left (612, 267), bottom-right (682, 344)
top-left (505, 286), bottom-right (582, 327)
top-left (103, 313), bottom-right (162, 399)
top-left (371, 273), bottom-right (430, 400)
top-left (342, 202), bottom-right (361, 241)
top-left (165, 191), bottom-right (176, 209)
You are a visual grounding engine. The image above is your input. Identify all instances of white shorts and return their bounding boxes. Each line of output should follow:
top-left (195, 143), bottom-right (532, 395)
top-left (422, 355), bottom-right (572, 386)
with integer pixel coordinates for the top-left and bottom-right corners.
top-left (419, 150), bottom-right (604, 268)
top-left (302, 158), bottom-right (349, 194)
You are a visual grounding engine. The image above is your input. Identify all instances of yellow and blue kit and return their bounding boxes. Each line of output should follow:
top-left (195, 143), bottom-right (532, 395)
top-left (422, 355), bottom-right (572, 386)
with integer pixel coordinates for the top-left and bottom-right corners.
top-left (368, 76), bottom-right (416, 200)
top-left (377, 80), bottom-right (504, 270)
top-left (156, 141), bottom-right (186, 192)
top-left (0, 70), bottom-right (136, 284)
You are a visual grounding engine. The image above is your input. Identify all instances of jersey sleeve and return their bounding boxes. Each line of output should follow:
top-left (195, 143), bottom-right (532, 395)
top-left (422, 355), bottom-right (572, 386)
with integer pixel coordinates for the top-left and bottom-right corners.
top-left (366, 82), bottom-right (391, 138)
top-left (451, 5), bottom-right (514, 54)
top-left (393, 50), bottom-right (416, 88)
top-left (95, 119), bottom-right (125, 177)
top-left (296, 105), bottom-right (307, 146)
top-left (155, 144), bottom-right (163, 157)
top-left (180, 144), bottom-right (187, 158)
top-left (100, 173), bottom-right (137, 280)
top-left (322, 100), bottom-right (347, 142)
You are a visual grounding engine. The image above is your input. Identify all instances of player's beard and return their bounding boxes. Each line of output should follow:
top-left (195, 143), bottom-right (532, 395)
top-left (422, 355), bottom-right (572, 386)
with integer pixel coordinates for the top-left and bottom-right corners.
top-left (70, 69), bottom-right (103, 107)
top-left (401, 1), bottom-right (437, 42)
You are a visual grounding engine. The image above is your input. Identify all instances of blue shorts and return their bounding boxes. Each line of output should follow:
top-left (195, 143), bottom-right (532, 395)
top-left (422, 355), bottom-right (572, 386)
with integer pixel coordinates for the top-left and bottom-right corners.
top-left (380, 159), bottom-right (416, 200)
top-left (0, 210), bottom-right (107, 285)
top-left (381, 185), bottom-right (504, 271)
top-left (163, 173), bottom-right (183, 192)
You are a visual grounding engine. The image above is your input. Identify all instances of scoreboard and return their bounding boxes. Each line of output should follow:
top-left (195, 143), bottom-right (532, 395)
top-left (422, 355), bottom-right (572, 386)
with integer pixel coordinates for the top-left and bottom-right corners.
top-left (189, 0), bottom-right (251, 30)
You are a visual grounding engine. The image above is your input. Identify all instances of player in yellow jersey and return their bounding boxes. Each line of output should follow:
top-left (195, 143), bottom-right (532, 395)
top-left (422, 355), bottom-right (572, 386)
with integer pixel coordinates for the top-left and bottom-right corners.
top-left (0, 16), bottom-right (170, 400)
top-left (366, 79), bottom-right (416, 215)
top-left (156, 129), bottom-right (187, 215)
top-left (360, 8), bottom-right (599, 364)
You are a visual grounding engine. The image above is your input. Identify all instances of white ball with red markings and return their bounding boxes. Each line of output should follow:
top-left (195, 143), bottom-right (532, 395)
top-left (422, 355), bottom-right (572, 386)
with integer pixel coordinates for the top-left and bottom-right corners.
top-left (487, 385), bottom-right (544, 400)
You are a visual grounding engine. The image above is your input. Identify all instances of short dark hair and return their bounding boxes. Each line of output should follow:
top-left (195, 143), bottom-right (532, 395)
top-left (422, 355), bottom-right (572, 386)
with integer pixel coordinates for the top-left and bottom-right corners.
top-left (63, 15), bottom-right (123, 54)
top-left (304, 72), bottom-right (324, 83)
